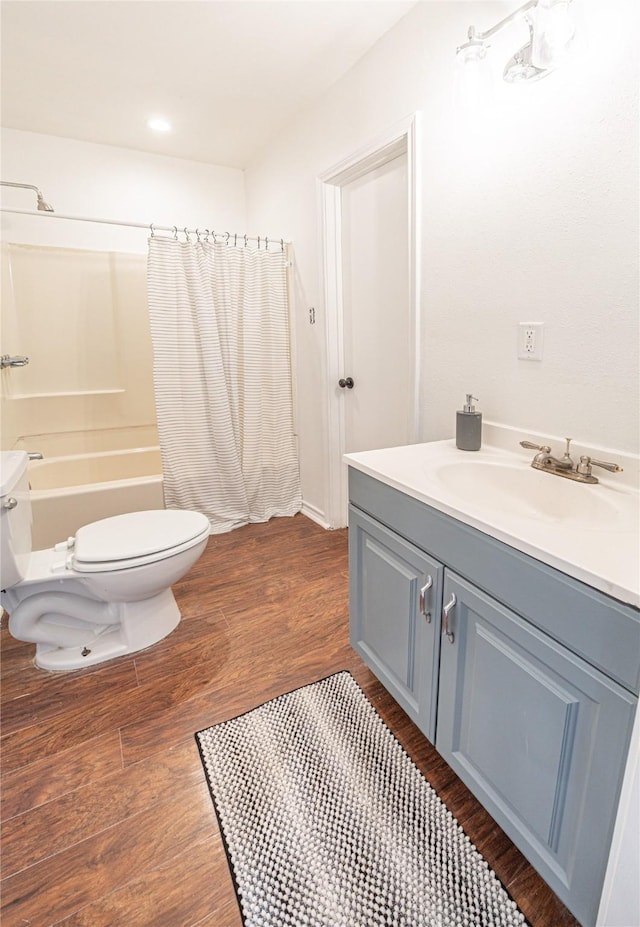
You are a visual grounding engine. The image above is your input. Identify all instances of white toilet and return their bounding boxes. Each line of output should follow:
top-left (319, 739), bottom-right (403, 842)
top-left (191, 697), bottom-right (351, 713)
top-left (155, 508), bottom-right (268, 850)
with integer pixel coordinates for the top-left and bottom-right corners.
top-left (0, 450), bottom-right (210, 671)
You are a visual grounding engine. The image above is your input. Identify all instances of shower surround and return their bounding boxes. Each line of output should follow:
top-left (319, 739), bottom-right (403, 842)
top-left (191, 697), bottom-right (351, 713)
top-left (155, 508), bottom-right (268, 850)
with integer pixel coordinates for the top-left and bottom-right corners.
top-left (1, 242), bottom-right (161, 544)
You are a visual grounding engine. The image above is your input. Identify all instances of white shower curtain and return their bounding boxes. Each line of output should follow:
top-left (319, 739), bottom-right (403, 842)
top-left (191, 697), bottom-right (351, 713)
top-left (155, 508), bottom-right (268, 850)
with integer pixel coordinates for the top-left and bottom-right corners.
top-left (147, 236), bottom-right (301, 533)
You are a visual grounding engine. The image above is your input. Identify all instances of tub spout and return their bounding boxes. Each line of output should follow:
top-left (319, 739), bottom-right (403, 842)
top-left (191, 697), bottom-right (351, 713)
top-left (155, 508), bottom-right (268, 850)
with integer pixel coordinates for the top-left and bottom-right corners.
top-left (28, 451), bottom-right (43, 460)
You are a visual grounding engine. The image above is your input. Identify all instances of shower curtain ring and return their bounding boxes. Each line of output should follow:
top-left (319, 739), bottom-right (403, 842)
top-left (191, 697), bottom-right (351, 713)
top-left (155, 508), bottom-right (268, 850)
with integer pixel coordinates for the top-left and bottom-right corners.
top-left (244, 235), bottom-right (248, 248)
top-left (280, 238), bottom-right (284, 252)
top-left (203, 229), bottom-right (210, 242)
top-left (196, 228), bottom-right (201, 242)
top-left (265, 236), bottom-right (269, 250)
top-left (172, 226), bottom-right (178, 240)
top-left (224, 232), bottom-right (230, 245)
top-left (184, 227), bottom-right (191, 242)
top-left (150, 223), bottom-right (155, 238)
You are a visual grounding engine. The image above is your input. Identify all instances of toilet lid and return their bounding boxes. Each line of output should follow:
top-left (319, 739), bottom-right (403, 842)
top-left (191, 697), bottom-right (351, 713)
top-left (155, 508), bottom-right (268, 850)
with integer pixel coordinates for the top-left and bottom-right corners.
top-left (73, 510), bottom-right (210, 568)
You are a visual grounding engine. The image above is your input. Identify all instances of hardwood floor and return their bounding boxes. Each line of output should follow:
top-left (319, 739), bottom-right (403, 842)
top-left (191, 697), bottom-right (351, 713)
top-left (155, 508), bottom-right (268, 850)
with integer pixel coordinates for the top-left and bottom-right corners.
top-left (0, 514), bottom-right (581, 927)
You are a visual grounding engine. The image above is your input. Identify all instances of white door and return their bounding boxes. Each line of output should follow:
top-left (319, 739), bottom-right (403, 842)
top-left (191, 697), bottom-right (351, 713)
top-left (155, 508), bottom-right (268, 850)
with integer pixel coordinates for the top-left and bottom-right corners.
top-left (321, 115), bottom-right (420, 528)
top-left (340, 153), bottom-right (411, 457)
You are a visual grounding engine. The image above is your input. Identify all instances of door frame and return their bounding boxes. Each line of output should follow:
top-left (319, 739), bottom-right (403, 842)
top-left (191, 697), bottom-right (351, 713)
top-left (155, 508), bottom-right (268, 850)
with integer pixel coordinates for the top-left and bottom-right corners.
top-left (319, 113), bottom-right (421, 528)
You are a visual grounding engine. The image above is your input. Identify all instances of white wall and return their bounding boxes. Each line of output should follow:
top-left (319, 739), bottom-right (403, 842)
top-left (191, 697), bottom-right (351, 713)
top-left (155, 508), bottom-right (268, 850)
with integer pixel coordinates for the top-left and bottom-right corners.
top-left (1, 128), bottom-right (246, 253)
top-left (245, 0), bottom-right (640, 520)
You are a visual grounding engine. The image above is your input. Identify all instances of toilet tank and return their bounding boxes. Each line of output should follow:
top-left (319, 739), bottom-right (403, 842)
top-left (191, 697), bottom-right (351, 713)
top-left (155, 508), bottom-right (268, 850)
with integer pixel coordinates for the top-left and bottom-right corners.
top-left (0, 451), bottom-right (32, 588)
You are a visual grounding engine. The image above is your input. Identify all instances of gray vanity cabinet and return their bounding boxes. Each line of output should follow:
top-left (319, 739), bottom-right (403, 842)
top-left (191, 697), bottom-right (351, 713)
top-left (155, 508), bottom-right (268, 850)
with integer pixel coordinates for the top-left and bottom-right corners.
top-left (349, 506), bottom-right (443, 742)
top-left (348, 467), bottom-right (639, 927)
top-left (436, 570), bottom-right (637, 927)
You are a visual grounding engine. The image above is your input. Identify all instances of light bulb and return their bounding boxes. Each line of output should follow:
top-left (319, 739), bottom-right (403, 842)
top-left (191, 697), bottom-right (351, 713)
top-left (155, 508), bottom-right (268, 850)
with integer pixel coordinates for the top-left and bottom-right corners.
top-left (531, 0), bottom-right (576, 70)
top-left (454, 41), bottom-right (493, 107)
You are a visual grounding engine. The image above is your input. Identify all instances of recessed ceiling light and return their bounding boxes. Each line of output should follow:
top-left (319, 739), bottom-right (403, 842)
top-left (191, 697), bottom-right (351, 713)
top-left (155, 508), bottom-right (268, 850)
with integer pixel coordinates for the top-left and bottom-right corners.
top-left (147, 116), bottom-right (171, 132)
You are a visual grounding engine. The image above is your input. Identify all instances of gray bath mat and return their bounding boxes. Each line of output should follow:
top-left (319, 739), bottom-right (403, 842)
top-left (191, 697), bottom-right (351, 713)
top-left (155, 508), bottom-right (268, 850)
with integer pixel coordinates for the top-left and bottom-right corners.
top-left (196, 671), bottom-right (530, 927)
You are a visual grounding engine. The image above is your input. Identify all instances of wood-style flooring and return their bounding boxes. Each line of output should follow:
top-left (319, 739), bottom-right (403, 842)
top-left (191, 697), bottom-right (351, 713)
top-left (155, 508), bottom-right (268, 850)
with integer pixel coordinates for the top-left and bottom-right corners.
top-left (1, 514), bottom-right (581, 926)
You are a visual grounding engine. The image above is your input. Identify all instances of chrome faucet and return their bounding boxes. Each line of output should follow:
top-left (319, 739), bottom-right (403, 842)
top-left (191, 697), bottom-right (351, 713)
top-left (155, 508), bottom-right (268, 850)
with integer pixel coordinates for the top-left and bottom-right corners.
top-left (520, 438), bottom-right (622, 484)
top-left (1, 354), bottom-right (29, 369)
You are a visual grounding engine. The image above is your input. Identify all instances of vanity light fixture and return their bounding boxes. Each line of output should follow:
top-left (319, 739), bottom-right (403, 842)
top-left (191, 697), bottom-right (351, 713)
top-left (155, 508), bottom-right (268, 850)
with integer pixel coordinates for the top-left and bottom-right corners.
top-left (147, 116), bottom-right (172, 132)
top-left (456, 0), bottom-right (576, 85)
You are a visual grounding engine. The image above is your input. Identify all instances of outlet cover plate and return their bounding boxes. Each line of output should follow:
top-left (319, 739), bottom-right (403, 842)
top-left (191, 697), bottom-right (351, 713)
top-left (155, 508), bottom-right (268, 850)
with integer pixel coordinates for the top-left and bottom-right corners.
top-left (518, 323), bottom-right (544, 361)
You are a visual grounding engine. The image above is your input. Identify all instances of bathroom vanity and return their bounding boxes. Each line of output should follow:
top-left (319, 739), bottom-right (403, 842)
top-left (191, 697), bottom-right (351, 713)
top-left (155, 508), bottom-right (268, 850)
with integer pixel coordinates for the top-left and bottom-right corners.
top-left (346, 438), bottom-right (640, 927)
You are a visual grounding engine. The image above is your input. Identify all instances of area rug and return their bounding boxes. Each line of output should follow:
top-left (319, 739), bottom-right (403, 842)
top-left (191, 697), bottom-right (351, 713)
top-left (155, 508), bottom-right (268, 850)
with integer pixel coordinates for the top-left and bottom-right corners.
top-left (196, 671), bottom-right (530, 927)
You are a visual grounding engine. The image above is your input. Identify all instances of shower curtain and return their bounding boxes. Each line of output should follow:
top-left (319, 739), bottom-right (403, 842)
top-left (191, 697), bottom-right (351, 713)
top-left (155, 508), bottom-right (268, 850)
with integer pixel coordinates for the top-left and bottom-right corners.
top-left (147, 236), bottom-right (301, 533)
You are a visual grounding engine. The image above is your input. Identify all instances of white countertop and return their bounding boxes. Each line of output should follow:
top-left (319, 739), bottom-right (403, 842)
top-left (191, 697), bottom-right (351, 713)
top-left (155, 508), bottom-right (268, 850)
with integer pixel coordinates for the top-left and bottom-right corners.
top-left (345, 439), bottom-right (640, 609)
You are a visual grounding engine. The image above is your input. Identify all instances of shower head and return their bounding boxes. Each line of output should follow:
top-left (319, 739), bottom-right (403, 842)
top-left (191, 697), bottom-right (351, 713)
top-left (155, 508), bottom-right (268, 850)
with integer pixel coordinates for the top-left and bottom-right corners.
top-left (0, 180), bottom-right (54, 212)
top-left (36, 191), bottom-right (54, 212)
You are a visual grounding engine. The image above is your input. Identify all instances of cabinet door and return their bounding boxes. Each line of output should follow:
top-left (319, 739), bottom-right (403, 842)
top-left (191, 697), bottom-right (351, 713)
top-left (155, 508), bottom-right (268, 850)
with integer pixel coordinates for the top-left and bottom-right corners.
top-left (349, 506), bottom-right (443, 741)
top-left (436, 571), bottom-right (637, 927)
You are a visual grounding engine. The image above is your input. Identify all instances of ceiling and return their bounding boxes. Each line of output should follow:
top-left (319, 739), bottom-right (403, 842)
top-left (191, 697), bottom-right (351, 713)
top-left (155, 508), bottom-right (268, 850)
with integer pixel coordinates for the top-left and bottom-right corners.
top-left (1, 0), bottom-right (417, 169)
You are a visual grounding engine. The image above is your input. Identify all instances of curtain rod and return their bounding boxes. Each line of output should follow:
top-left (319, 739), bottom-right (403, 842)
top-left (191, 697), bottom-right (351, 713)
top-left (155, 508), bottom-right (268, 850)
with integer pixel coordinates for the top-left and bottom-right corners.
top-left (0, 207), bottom-right (290, 251)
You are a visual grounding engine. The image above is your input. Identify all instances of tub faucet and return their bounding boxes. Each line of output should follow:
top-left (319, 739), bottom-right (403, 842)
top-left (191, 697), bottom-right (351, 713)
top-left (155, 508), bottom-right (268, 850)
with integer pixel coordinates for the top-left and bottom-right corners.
top-left (1, 355), bottom-right (29, 369)
top-left (27, 452), bottom-right (43, 460)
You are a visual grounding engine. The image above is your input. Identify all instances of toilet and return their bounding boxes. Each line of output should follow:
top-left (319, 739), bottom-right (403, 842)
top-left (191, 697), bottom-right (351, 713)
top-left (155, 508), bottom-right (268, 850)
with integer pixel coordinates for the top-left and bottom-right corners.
top-left (0, 450), bottom-right (210, 671)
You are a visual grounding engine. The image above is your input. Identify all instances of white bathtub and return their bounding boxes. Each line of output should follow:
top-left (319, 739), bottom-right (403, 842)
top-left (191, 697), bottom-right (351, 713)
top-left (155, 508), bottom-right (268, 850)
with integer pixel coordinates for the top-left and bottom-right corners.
top-left (26, 443), bottom-right (164, 549)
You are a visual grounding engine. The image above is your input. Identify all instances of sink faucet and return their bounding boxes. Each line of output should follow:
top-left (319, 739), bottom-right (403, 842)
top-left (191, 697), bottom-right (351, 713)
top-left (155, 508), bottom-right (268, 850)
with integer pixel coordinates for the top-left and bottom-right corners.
top-left (522, 437), bottom-right (574, 471)
top-left (520, 438), bottom-right (622, 484)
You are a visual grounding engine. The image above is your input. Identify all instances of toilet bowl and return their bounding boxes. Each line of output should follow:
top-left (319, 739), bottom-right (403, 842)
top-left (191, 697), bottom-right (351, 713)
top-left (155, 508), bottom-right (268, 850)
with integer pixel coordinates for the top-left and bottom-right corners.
top-left (1, 451), bottom-right (210, 671)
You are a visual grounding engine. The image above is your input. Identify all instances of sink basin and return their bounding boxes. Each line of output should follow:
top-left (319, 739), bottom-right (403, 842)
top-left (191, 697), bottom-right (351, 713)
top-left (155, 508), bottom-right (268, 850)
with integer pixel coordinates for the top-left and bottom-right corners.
top-left (433, 461), bottom-right (624, 529)
top-left (345, 438), bottom-right (639, 606)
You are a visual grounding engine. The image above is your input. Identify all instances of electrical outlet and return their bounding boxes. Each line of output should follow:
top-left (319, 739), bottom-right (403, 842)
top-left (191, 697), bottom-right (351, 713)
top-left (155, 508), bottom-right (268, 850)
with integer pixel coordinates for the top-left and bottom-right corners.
top-left (518, 323), bottom-right (544, 361)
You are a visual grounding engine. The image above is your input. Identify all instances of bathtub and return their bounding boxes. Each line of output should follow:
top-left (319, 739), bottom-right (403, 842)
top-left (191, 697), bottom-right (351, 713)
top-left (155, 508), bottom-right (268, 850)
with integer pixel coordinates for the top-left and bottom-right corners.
top-left (25, 440), bottom-right (164, 550)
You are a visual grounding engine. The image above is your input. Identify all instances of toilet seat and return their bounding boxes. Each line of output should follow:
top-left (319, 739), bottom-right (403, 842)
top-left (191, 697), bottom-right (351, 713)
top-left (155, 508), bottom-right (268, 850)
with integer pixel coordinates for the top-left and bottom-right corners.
top-left (71, 510), bottom-right (210, 573)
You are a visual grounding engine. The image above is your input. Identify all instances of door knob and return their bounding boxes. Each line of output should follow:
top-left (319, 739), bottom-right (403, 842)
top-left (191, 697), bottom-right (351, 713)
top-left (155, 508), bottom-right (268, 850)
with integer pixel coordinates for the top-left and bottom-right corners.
top-left (338, 377), bottom-right (354, 389)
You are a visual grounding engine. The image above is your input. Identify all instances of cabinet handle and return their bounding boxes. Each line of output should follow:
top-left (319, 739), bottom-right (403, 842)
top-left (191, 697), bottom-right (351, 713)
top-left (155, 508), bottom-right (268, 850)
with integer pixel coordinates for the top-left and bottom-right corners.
top-left (419, 576), bottom-right (433, 622)
top-left (443, 592), bottom-right (456, 644)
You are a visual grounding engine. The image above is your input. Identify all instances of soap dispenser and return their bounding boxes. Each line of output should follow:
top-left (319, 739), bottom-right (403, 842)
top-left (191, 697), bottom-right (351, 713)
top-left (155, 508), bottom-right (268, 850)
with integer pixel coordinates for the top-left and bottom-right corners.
top-left (456, 394), bottom-right (482, 451)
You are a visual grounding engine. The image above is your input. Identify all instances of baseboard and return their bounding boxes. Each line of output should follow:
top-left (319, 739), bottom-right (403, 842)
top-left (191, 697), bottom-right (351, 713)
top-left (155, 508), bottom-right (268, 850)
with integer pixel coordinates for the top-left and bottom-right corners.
top-left (300, 501), bottom-right (332, 530)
